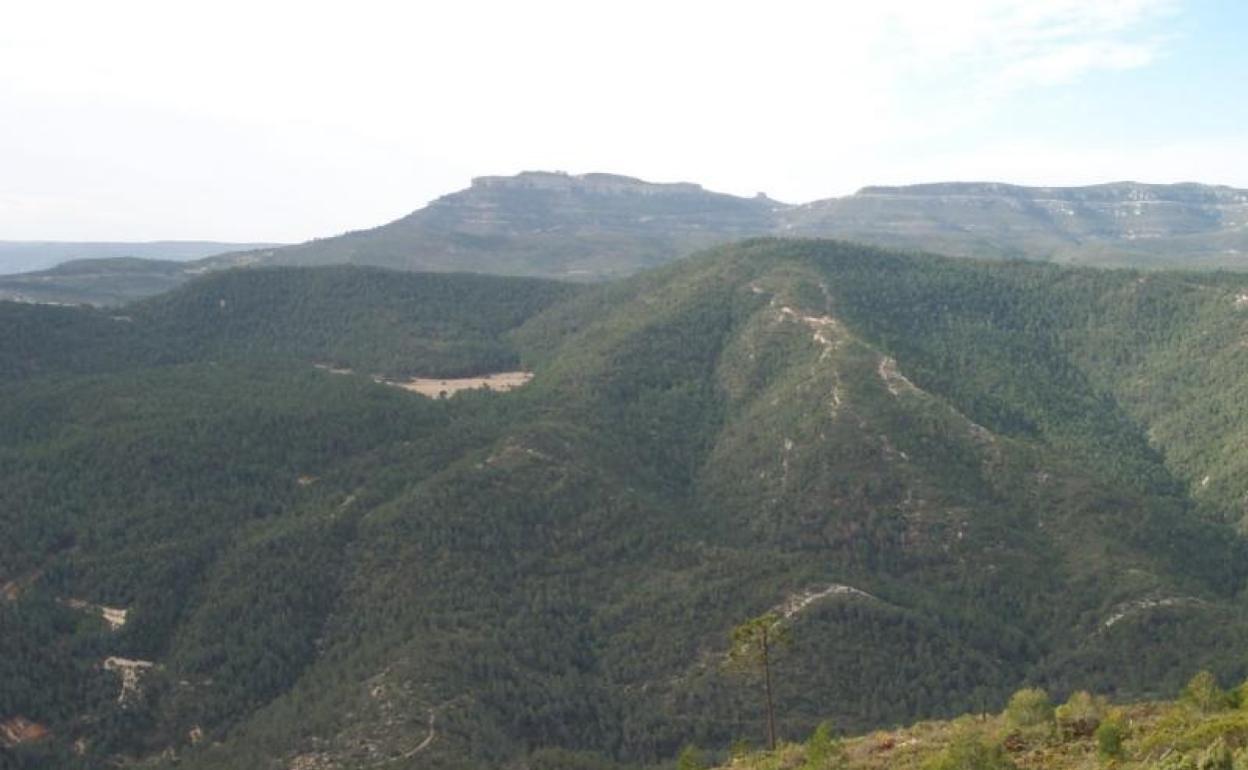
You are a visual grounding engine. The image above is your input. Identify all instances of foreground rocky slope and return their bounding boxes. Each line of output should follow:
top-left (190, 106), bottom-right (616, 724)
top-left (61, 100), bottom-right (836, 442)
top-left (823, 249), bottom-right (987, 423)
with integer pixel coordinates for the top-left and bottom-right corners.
top-left (3, 241), bottom-right (1248, 769)
top-left (720, 673), bottom-right (1248, 770)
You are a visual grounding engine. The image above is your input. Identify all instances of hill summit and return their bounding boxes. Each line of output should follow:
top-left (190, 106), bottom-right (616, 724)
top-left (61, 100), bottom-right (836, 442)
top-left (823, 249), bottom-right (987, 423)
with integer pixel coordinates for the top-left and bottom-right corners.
top-left (216, 170), bottom-right (780, 280)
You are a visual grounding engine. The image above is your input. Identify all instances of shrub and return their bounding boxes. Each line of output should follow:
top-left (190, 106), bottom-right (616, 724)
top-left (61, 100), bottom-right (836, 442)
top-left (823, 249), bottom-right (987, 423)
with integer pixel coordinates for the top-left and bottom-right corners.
top-left (1056, 690), bottom-right (1107, 739)
top-left (1184, 671), bottom-right (1234, 714)
top-left (729, 739), bottom-right (752, 760)
top-left (1005, 687), bottom-right (1055, 731)
top-left (1233, 680), bottom-right (1248, 710)
top-left (677, 744), bottom-right (706, 770)
top-left (1095, 714), bottom-right (1126, 758)
top-left (1199, 738), bottom-right (1234, 770)
top-left (923, 730), bottom-right (1017, 770)
top-left (1175, 711), bottom-right (1248, 751)
top-left (1157, 754), bottom-right (1198, 770)
top-left (1232, 747), bottom-right (1248, 770)
top-left (803, 722), bottom-right (846, 770)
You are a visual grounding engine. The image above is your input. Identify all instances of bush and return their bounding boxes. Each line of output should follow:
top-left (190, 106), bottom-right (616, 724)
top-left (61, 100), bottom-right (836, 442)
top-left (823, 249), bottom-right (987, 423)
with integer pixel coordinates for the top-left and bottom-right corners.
top-left (1233, 680), bottom-right (1248, 710)
top-left (1157, 754), bottom-right (1198, 770)
top-left (1056, 690), bottom-right (1107, 739)
top-left (1184, 672), bottom-right (1234, 713)
top-left (1232, 747), bottom-right (1248, 770)
top-left (1174, 711), bottom-right (1248, 751)
top-left (1095, 714), bottom-right (1126, 758)
top-left (803, 722), bottom-right (846, 770)
top-left (729, 739), bottom-right (752, 760)
top-left (1005, 687), bottom-right (1054, 731)
top-left (1199, 738), bottom-right (1233, 770)
top-left (923, 730), bottom-right (1017, 770)
top-left (677, 744), bottom-right (706, 770)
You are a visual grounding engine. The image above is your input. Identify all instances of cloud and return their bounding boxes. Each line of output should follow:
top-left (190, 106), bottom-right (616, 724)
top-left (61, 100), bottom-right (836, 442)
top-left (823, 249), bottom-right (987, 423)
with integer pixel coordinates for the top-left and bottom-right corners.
top-left (878, 0), bottom-right (1177, 93)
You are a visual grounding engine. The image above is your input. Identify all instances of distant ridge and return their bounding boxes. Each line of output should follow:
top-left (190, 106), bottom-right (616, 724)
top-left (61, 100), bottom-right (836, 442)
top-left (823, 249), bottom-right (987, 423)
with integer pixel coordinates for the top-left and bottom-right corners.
top-left (469, 170), bottom-right (710, 195)
top-left (211, 170), bottom-right (780, 280)
top-left (216, 172), bottom-right (1248, 276)
top-left (6, 173), bottom-right (1248, 305)
top-left (0, 256), bottom-right (211, 306)
top-left (784, 179), bottom-right (1248, 264)
top-left (0, 240), bottom-right (280, 275)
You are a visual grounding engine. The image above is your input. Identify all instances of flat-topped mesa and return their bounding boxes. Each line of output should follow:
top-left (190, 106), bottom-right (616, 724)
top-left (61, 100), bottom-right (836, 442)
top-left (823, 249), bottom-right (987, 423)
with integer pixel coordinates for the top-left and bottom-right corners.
top-left (407, 171), bottom-right (778, 252)
top-left (470, 170), bottom-right (707, 196)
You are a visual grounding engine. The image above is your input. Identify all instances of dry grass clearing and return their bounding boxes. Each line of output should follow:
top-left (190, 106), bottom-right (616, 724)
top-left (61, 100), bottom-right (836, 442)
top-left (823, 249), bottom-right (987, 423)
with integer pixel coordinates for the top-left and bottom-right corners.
top-left (314, 363), bottom-right (533, 398)
top-left (384, 372), bottom-right (533, 398)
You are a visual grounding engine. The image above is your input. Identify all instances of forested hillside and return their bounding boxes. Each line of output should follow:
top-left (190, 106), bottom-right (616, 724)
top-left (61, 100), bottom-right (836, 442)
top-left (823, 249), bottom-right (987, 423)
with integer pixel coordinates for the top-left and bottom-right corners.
top-left (1, 266), bottom-right (580, 380)
top-left (4, 242), bottom-right (1248, 769)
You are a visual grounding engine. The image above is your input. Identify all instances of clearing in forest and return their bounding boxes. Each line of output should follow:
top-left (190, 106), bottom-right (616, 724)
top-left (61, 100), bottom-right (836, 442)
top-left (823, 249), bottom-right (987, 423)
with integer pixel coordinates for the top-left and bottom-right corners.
top-left (386, 371), bottom-right (533, 397)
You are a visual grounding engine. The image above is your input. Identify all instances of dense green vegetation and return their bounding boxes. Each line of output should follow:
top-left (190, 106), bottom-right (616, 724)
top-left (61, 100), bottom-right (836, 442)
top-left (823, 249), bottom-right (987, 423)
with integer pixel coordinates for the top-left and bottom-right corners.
top-left (0, 265), bottom-right (580, 380)
top-left (4, 242), bottom-right (1248, 769)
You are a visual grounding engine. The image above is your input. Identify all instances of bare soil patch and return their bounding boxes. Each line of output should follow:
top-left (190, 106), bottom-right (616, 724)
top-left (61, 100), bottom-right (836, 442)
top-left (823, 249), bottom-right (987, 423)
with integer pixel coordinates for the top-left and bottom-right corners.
top-left (1, 716), bottom-right (49, 747)
top-left (103, 657), bottom-right (155, 704)
top-left (63, 598), bottom-right (128, 630)
top-left (314, 363), bottom-right (533, 398)
top-left (385, 371), bottom-right (533, 398)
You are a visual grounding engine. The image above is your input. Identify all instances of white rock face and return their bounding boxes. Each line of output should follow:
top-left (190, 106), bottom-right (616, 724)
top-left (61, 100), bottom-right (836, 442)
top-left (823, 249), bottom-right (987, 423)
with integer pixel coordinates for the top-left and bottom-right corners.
top-left (775, 584), bottom-right (878, 620)
top-left (103, 657), bottom-right (155, 705)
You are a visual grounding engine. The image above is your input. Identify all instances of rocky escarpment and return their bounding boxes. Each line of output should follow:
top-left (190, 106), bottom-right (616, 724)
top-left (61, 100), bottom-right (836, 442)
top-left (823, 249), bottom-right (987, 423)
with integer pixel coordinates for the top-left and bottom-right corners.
top-left (224, 174), bottom-right (1248, 276)
top-left (18, 174), bottom-right (1248, 306)
top-left (412, 171), bottom-right (782, 237)
top-left (780, 181), bottom-right (1248, 264)
top-left (215, 171), bottom-right (782, 279)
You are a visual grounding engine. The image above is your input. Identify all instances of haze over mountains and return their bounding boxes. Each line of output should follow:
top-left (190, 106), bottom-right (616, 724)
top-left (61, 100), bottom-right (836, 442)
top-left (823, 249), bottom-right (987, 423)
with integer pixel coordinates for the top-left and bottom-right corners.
top-left (5, 172), bottom-right (1248, 307)
top-left (0, 241), bottom-right (279, 276)
top-left (0, 242), bottom-right (281, 306)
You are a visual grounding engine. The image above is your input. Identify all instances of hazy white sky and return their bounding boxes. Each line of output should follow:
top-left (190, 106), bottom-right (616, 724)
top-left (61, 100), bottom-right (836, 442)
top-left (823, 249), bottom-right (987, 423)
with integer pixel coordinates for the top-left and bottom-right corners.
top-left (2, 0), bottom-right (1246, 241)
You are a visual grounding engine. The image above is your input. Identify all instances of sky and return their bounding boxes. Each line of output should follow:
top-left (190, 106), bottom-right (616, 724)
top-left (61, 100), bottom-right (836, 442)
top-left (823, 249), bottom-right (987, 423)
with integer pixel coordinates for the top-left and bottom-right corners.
top-left (2, 0), bottom-right (1246, 242)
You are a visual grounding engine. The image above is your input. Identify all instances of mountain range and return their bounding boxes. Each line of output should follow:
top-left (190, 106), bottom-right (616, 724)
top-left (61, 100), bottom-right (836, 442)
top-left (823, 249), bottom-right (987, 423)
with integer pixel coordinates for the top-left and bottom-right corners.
top-left (4, 173), bottom-right (1248, 306)
top-left (4, 238), bottom-right (1248, 768)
